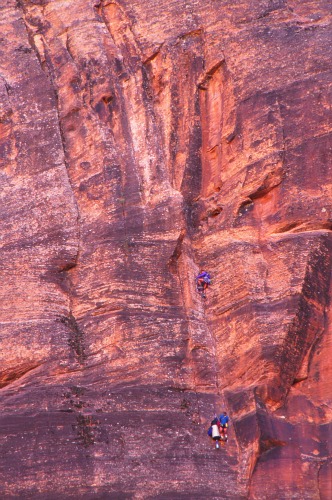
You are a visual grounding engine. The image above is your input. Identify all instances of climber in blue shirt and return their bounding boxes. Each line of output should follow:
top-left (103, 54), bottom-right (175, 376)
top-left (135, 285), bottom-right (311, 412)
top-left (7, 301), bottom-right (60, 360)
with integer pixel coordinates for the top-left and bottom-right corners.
top-left (219, 412), bottom-right (229, 441)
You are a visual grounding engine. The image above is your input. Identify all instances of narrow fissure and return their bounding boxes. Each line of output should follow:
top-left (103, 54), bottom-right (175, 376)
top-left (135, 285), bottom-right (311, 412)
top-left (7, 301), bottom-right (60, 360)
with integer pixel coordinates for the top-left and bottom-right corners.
top-left (17, 0), bottom-right (84, 368)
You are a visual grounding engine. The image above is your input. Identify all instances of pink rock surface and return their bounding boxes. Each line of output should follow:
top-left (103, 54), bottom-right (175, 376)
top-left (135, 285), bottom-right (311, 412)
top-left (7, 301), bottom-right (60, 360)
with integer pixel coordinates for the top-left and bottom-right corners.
top-left (0, 0), bottom-right (331, 497)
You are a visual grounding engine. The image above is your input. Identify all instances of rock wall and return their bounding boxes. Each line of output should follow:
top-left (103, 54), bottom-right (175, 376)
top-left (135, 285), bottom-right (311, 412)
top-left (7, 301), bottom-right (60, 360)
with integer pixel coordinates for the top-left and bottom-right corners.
top-left (0, 0), bottom-right (331, 498)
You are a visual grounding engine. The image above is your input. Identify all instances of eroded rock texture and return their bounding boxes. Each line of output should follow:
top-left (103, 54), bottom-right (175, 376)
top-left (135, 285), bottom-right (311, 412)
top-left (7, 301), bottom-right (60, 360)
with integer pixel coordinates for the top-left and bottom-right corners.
top-left (0, 0), bottom-right (331, 498)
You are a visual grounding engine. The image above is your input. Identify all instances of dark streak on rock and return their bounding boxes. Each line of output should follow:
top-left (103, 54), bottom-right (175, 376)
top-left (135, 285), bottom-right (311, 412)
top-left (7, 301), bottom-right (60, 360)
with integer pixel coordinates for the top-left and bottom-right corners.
top-left (198, 60), bottom-right (224, 90)
top-left (72, 414), bottom-right (98, 447)
top-left (60, 314), bottom-right (86, 364)
top-left (181, 93), bottom-right (203, 229)
top-left (143, 45), bottom-right (163, 65)
top-left (168, 229), bottom-right (186, 272)
top-left (276, 236), bottom-right (332, 403)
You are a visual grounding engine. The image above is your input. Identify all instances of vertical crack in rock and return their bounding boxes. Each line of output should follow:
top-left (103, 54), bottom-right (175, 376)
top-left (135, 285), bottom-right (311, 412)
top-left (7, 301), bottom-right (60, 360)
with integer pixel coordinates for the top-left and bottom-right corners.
top-left (198, 59), bottom-right (236, 199)
top-left (168, 45), bottom-right (215, 395)
top-left (169, 45), bottom-right (237, 425)
top-left (275, 236), bottom-right (332, 407)
top-left (247, 235), bottom-right (332, 497)
top-left (181, 92), bottom-right (203, 229)
top-left (15, 2), bottom-right (47, 73)
top-left (36, 55), bottom-right (83, 365)
top-left (98, 0), bottom-right (162, 201)
top-left (168, 229), bottom-right (220, 424)
top-left (16, 0), bottom-right (83, 364)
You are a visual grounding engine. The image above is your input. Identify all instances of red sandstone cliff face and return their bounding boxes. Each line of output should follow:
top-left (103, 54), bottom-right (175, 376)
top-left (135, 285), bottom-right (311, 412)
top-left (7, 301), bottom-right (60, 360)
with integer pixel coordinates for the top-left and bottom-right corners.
top-left (0, 0), bottom-right (331, 498)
